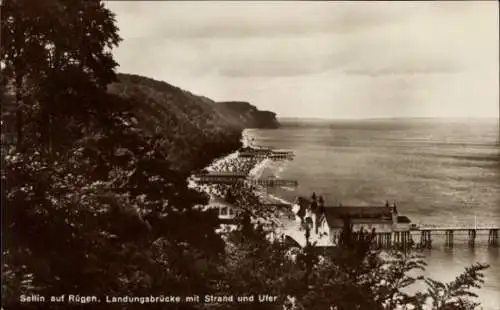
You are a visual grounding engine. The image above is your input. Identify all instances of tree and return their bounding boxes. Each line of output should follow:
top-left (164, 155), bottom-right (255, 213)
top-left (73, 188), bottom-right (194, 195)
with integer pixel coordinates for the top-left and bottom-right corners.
top-left (1, 1), bottom-right (226, 309)
top-left (287, 222), bottom-right (489, 310)
top-left (2, 124), bottom-right (228, 309)
top-left (217, 209), bottom-right (300, 310)
top-left (1, 0), bottom-right (121, 151)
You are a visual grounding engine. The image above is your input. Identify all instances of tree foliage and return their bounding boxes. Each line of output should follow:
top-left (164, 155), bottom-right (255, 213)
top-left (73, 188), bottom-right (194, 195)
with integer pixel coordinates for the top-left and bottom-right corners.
top-left (108, 74), bottom-right (269, 173)
top-left (1, 1), bottom-right (224, 309)
top-left (210, 186), bottom-right (490, 310)
top-left (1, 0), bottom-right (122, 151)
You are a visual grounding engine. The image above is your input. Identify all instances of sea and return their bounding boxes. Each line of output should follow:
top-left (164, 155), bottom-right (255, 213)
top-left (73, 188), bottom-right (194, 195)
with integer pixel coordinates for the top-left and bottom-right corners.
top-left (244, 118), bottom-right (500, 309)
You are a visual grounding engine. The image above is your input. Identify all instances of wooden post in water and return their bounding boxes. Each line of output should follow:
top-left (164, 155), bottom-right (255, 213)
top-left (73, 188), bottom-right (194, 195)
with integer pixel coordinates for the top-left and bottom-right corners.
top-left (445, 230), bottom-right (454, 247)
top-left (425, 231), bottom-right (432, 248)
top-left (403, 231), bottom-right (411, 248)
top-left (468, 229), bottom-right (476, 247)
top-left (420, 230), bottom-right (431, 248)
top-left (489, 229), bottom-right (499, 247)
top-left (399, 231), bottom-right (409, 248)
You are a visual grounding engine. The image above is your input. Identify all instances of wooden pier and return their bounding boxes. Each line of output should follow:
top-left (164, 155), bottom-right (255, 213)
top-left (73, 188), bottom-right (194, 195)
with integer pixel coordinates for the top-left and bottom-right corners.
top-left (415, 226), bottom-right (499, 248)
top-left (267, 195), bottom-right (499, 249)
top-left (247, 179), bottom-right (298, 187)
top-left (418, 224), bottom-right (499, 246)
top-left (372, 232), bottom-right (413, 248)
top-left (195, 176), bottom-right (299, 187)
top-left (370, 227), bottom-right (499, 249)
top-left (195, 176), bottom-right (246, 185)
top-left (276, 217), bottom-right (499, 249)
top-left (239, 150), bottom-right (294, 161)
top-left (268, 152), bottom-right (295, 161)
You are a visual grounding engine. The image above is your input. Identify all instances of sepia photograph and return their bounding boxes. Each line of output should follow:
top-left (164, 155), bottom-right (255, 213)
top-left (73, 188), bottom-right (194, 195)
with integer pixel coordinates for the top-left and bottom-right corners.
top-left (1, 1), bottom-right (499, 309)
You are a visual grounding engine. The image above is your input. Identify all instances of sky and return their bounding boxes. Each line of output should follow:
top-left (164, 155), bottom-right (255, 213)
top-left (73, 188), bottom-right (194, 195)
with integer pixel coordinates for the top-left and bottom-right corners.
top-left (105, 1), bottom-right (499, 119)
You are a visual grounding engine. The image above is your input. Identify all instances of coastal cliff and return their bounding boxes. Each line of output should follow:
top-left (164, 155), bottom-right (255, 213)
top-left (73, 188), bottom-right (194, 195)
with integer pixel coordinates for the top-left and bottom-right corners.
top-left (217, 101), bottom-right (280, 129)
top-left (107, 73), bottom-right (278, 172)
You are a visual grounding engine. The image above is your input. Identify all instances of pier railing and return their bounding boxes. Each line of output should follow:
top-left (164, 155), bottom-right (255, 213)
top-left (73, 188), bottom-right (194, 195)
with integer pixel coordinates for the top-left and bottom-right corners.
top-left (418, 224), bottom-right (499, 231)
top-left (280, 223), bottom-right (500, 249)
top-left (246, 179), bottom-right (298, 187)
top-left (239, 151), bottom-right (295, 161)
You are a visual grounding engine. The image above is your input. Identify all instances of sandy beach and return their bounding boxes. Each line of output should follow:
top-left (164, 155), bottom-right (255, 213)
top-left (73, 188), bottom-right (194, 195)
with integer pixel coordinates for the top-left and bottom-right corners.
top-left (189, 142), bottom-right (295, 208)
top-left (248, 158), bottom-right (271, 179)
top-left (205, 151), bottom-right (240, 172)
top-left (187, 139), bottom-right (303, 246)
top-left (189, 148), bottom-right (266, 198)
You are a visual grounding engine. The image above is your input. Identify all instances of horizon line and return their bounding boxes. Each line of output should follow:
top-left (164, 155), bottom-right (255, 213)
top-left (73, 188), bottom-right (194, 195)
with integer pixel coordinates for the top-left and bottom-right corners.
top-left (278, 116), bottom-right (499, 121)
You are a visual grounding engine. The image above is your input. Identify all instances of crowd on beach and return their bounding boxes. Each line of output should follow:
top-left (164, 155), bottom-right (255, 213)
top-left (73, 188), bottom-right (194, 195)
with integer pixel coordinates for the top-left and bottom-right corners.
top-left (190, 136), bottom-right (295, 214)
top-left (189, 149), bottom-right (266, 199)
top-left (206, 152), bottom-right (261, 176)
top-left (186, 142), bottom-right (301, 237)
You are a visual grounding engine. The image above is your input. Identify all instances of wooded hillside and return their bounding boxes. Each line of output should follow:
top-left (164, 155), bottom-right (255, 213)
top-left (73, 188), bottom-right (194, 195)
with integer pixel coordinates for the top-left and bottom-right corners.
top-left (107, 73), bottom-right (278, 172)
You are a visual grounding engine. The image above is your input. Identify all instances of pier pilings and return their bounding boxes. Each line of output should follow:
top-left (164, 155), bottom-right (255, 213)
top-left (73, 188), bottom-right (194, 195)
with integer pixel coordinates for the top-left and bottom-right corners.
top-left (417, 228), bottom-right (498, 248)
top-left (393, 231), bottom-right (411, 247)
top-left (248, 179), bottom-right (298, 187)
top-left (371, 228), bottom-right (500, 249)
top-left (445, 230), bottom-right (454, 247)
top-left (488, 229), bottom-right (499, 246)
top-left (420, 230), bottom-right (432, 248)
top-left (468, 229), bottom-right (477, 247)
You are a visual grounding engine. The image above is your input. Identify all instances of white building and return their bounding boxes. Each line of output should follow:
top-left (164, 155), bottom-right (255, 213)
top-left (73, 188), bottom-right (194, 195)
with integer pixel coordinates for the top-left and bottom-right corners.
top-left (202, 196), bottom-right (239, 233)
top-left (316, 206), bottom-right (394, 245)
top-left (203, 197), bottom-right (283, 242)
top-left (289, 195), bottom-right (412, 247)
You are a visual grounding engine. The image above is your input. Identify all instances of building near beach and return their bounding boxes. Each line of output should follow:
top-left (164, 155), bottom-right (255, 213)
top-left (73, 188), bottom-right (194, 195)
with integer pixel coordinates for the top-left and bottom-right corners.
top-left (394, 215), bottom-right (412, 232)
top-left (206, 196), bottom-right (238, 221)
top-left (316, 206), bottom-right (394, 245)
top-left (203, 196), bottom-right (239, 233)
top-left (290, 194), bottom-right (412, 246)
top-left (203, 196), bottom-right (282, 241)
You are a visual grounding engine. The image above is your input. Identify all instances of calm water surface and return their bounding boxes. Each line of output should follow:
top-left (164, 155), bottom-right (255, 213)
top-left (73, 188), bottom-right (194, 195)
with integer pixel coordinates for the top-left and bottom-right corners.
top-left (245, 118), bottom-right (500, 309)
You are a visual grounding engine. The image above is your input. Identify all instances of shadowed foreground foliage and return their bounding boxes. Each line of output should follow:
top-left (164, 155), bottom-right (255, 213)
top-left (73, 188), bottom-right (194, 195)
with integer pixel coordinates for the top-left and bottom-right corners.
top-left (1, 1), bottom-right (490, 310)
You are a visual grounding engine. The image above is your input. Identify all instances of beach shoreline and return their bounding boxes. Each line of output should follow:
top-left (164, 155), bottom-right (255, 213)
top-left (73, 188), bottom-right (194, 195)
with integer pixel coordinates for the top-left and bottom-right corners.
top-left (188, 131), bottom-right (295, 208)
top-left (248, 158), bottom-right (271, 179)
